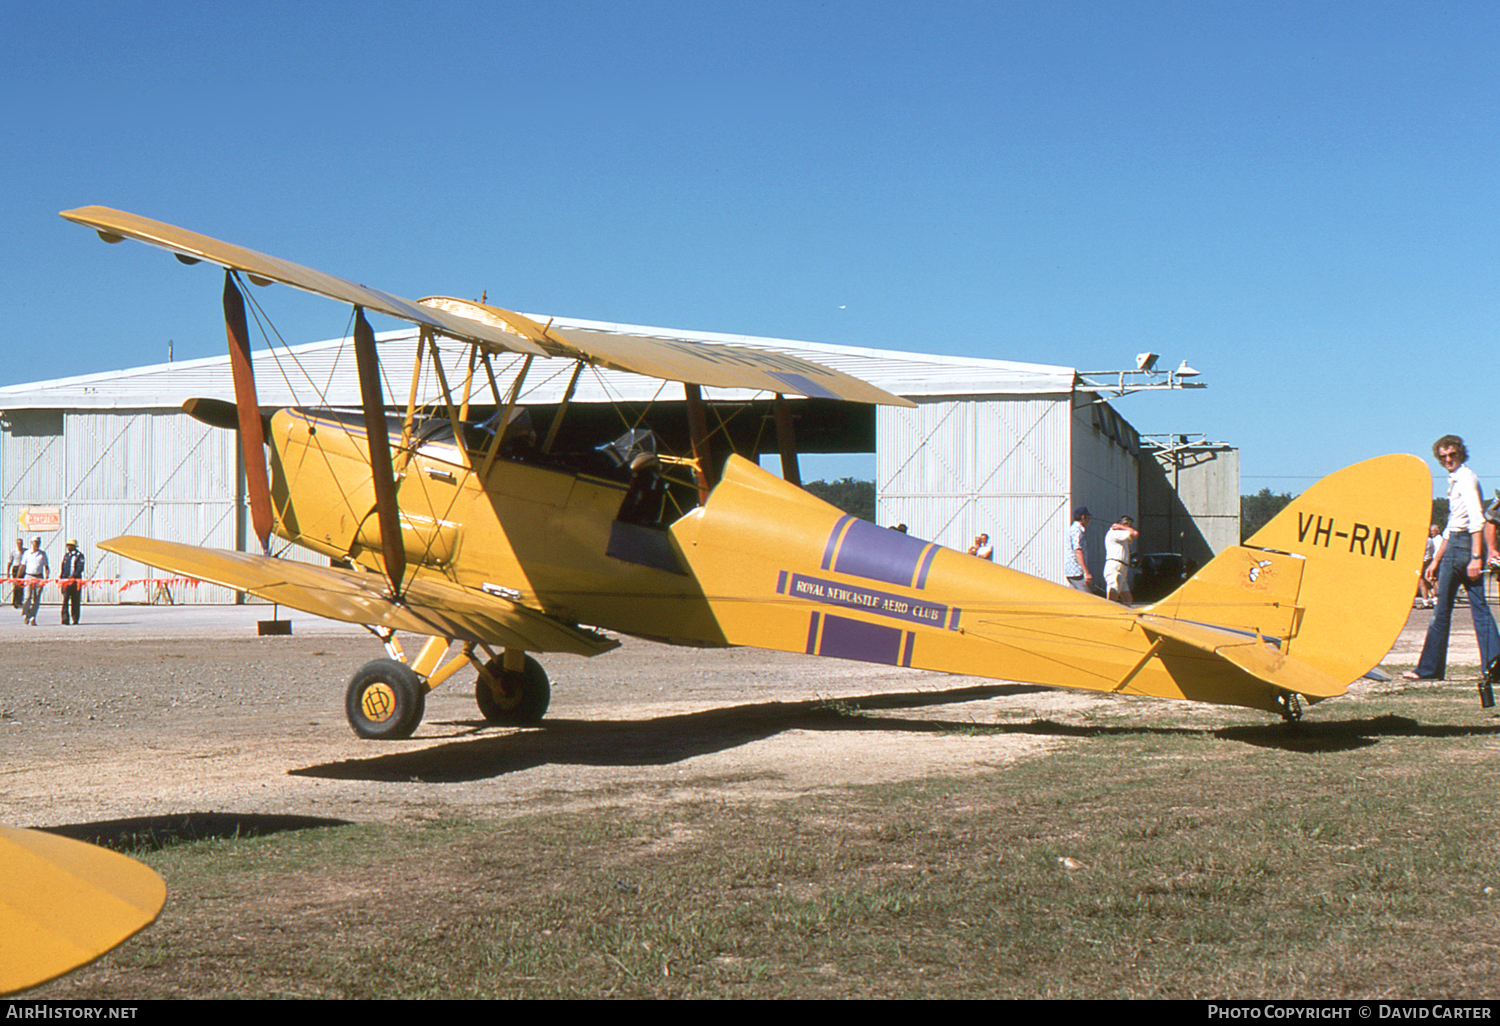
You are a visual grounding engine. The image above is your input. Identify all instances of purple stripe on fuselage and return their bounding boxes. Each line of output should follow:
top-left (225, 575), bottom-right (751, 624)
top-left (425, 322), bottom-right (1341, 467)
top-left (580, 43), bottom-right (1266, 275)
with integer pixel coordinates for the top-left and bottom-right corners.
top-left (822, 516), bottom-right (854, 570)
top-left (902, 631), bottom-right (915, 667)
top-left (777, 570), bottom-right (788, 594)
top-left (817, 614), bottom-right (903, 666)
top-left (914, 543), bottom-right (939, 589)
top-left (833, 519), bottom-right (934, 589)
top-left (805, 612), bottom-right (821, 655)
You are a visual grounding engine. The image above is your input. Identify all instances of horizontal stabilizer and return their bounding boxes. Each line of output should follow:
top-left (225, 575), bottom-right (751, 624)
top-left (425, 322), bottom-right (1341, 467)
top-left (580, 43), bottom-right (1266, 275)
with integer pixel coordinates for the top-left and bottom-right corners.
top-left (1136, 615), bottom-right (1348, 699)
top-left (1145, 546), bottom-right (1305, 640)
top-left (99, 536), bottom-right (618, 657)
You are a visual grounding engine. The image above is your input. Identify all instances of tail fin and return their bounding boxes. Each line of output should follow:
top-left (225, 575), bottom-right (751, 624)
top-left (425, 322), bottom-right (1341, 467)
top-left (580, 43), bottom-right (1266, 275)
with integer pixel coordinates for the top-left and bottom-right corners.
top-left (1146, 454), bottom-right (1429, 683)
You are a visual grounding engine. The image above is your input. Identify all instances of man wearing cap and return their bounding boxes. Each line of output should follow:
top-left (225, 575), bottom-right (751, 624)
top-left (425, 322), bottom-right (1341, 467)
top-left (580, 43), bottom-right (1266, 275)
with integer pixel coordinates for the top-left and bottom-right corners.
top-left (20, 538), bottom-right (48, 627)
top-left (59, 539), bottom-right (84, 626)
top-left (1065, 507), bottom-right (1093, 592)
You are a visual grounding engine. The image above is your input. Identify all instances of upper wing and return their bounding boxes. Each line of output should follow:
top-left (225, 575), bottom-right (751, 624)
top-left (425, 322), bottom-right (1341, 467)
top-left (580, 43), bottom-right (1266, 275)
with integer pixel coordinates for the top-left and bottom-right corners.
top-left (420, 296), bottom-right (915, 407)
top-left (99, 536), bottom-right (618, 657)
top-left (60, 206), bottom-right (914, 407)
top-left (60, 206), bottom-right (550, 358)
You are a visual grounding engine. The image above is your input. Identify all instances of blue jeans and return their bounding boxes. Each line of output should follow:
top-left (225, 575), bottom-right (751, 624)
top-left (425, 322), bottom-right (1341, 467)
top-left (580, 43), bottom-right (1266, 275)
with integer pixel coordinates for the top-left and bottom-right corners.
top-left (1415, 532), bottom-right (1500, 678)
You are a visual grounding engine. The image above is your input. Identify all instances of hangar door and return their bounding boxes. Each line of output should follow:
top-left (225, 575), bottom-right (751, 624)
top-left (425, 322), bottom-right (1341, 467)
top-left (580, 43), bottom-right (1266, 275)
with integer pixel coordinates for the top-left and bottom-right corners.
top-left (1, 408), bottom-right (241, 604)
top-left (875, 395), bottom-right (1072, 580)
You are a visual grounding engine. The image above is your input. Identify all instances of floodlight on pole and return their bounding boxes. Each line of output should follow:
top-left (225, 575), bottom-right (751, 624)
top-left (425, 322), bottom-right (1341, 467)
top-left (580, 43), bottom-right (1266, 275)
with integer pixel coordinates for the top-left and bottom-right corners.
top-left (1076, 353), bottom-right (1208, 399)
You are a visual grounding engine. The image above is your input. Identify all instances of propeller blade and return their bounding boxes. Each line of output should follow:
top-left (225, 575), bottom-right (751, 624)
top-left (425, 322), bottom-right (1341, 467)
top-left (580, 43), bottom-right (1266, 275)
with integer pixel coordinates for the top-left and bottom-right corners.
top-left (223, 273), bottom-right (273, 553)
top-left (353, 308), bottom-right (406, 596)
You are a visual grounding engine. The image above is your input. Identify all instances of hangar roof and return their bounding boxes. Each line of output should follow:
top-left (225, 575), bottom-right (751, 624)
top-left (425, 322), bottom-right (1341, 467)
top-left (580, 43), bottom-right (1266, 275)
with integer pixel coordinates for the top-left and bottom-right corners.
top-left (0, 314), bottom-right (1078, 411)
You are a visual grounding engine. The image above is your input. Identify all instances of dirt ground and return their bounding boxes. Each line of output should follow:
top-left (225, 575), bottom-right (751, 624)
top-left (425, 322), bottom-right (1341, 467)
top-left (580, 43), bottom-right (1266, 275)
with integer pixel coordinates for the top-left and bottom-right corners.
top-left (0, 602), bottom-right (1470, 835)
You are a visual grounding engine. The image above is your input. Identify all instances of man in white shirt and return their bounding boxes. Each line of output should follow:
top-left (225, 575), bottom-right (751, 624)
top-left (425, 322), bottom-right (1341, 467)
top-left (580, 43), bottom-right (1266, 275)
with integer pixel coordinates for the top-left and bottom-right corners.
top-left (1404, 435), bottom-right (1500, 681)
top-left (1104, 515), bottom-right (1139, 604)
top-left (20, 537), bottom-right (49, 627)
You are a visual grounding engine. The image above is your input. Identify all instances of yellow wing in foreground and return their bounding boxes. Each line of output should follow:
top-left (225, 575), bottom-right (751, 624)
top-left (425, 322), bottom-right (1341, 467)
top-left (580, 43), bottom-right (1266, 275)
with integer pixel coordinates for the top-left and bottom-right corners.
top-left (98, 537), bottom-right (618, 657)
top-left (0, 825), bottom-right (166, 995)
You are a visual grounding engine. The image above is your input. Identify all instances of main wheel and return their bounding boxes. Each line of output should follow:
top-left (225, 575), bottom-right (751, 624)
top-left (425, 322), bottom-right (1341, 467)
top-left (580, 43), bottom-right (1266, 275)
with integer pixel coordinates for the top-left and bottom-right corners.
top-left (346, 659), bottom-right (426, 739)
top-left (476, 654), bottom-right (550, 725)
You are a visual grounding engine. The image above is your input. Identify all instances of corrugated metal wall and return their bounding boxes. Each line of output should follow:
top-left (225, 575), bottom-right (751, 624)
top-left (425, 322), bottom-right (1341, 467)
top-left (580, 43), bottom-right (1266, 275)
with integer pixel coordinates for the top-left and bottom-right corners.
top-left (3, 408), bottom-right (243, 604)
top-left (1069, 400), bottom-right (1141, 579)
top-left (1, 407), bottom-right (394, 607)
top-left (875, 394), bottom-right (1143, 584)
top-left (876, 395), bottom-right (1074, 579)
top-left (1139, 445), bottom-right (1239, 563)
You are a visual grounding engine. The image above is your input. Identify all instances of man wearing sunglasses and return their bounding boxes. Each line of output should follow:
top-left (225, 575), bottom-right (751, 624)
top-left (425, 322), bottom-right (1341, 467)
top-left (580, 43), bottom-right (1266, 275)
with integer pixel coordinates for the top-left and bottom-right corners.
top-left (1404, 435), bottom-right (1500, 682)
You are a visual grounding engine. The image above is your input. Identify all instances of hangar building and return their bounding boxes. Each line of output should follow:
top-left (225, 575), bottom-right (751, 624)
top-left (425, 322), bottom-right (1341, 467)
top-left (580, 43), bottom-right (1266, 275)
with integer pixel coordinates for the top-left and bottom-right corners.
top-left (0, 315), bottom-right (1236, 604)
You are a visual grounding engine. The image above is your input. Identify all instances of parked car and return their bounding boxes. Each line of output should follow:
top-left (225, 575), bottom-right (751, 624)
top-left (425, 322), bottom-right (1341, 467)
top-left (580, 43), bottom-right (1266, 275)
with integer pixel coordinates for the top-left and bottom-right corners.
top-left (1133, 552), bottom-right (1197, 603)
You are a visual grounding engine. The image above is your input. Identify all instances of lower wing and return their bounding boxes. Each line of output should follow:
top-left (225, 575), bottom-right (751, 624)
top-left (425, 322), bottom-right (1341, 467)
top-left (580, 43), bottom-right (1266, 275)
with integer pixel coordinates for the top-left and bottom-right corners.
top-left (99, 536), bottom-right (618, 657)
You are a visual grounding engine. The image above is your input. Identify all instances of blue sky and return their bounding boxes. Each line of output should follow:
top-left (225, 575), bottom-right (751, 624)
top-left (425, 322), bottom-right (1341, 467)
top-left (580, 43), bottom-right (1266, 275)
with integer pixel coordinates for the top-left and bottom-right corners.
top-left (3, 0), bottom-right (1496, 495)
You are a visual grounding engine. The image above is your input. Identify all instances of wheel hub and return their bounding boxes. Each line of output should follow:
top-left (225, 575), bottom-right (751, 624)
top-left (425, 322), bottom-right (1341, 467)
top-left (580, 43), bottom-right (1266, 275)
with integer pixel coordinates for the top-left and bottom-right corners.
top-left (360, 682), bottom-right (398, 723)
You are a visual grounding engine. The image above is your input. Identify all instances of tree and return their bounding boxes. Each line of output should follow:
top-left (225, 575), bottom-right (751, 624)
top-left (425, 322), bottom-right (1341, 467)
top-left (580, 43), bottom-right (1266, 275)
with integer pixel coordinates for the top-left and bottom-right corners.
top-left (802, 478), bottom-right (876, 522)
top-left (1240, 488), bottom-right (1295, 542)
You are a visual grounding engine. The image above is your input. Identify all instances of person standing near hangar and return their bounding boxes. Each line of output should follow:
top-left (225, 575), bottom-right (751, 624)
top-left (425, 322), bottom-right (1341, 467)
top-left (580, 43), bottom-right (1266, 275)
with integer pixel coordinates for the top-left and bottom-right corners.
top-left (20, 538), bottom-right (48, 627)
top-left (1065, 507), bottom-right (1093, 592)
top-left (1104, 515), bottom-right (1139, 605)
top-left (59, 539), bottom-right (84, 625)
top-left (6, 539), bottom-right (23, 609)
top-left (1404, 435), bottom-right (1500, 683)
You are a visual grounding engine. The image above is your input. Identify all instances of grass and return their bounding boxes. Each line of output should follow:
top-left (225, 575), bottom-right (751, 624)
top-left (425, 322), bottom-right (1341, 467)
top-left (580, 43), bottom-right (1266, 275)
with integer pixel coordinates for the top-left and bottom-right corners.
top-left (29, 670), bottom-right (1500, 999)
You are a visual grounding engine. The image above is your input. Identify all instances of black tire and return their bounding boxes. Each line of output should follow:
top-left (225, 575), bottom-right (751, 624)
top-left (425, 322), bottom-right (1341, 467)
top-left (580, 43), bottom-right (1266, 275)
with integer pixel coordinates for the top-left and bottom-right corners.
top-left (475, 654), bottom-right (550, 725)
top-left (346, 658), bottom-right (426, 739)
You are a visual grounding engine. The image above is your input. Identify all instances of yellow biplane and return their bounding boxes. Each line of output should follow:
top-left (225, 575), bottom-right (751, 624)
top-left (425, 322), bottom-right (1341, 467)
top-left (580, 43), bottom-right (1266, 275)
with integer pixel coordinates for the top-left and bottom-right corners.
top-left (62, 206), bottom-right (1428, 737)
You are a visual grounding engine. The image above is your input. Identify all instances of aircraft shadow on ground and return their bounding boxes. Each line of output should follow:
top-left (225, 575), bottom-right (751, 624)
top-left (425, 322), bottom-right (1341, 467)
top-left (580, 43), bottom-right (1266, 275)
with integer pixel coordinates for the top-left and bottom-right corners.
top-left (39, 812), bottom-right (352, 851)
top-left (291, 685), bottom-right (1500, 784)
top-left (1214, 713), bottom-right (1500, 753)
top-left (291, 682), bottom-right (1055, 784)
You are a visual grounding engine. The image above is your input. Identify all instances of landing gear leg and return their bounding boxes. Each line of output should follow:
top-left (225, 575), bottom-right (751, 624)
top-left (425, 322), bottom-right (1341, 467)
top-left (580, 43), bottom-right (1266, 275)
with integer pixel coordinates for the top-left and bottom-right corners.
top-left (1275, 691), bottom-right (1303, 723)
